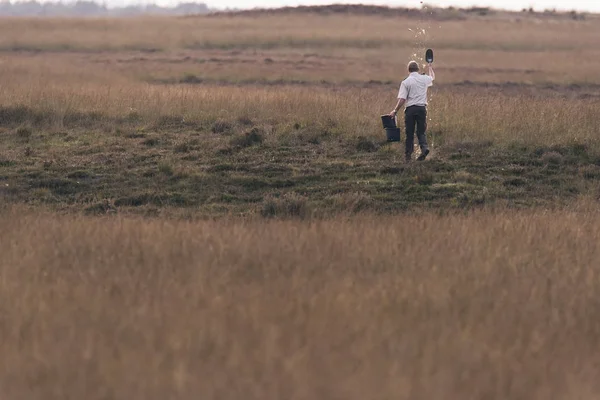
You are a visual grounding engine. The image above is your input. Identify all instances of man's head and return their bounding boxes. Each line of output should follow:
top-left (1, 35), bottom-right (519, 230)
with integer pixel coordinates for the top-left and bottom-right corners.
top-left (408, 61), bottom-right (419, 73)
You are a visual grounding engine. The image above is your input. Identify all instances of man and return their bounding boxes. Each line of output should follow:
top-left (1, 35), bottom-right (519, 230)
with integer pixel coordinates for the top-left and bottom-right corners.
top-left (389, 61), bottom-right (435, 162)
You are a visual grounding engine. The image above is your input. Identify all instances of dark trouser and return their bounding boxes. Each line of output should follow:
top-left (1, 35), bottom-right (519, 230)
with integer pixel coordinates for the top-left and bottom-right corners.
top-left (404, 105), bottom-right (428, 157)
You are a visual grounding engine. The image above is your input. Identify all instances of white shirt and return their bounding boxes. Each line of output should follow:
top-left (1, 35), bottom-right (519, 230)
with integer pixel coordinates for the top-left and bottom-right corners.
top-left (397, 72), bottom-right (434, 108)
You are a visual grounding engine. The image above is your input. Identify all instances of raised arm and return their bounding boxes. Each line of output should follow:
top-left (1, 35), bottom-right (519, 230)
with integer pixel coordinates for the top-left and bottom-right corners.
top-left (428, 63), bottom-right (435, 81)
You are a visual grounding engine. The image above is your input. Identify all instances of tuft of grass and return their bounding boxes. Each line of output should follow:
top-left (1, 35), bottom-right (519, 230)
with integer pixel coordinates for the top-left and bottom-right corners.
top-left (180, 73), bottom-right (203, 84)
top-left (325, 191), bottom-right (373, 214)
top-left (542, 151), bottom-right (564, 165)
top-left (15, 126), bottom-right (32, 140)
top-left (260, 192), bottom-right (309, 218)
top-left (174, 141), bottom-right (197, 153)
top-left (229, 127), bottom-right (264, 148)
top-left (453, 170), bottom-right (481, 184)
top-left (66, 170), bottom-right (91, 180)
top-left (63, 110), bottom-right (105, 128)
top-left (158, 162), bottom-right (174, 176)
top-left (174, 143), bottom-right (190, 153)
top-left (154, 114), bottom-right (187, 130)
top-left (415, 172), bottom-right (435, 186)
top-left (355, 136), bottom-right (379, 152)
top-left (211, 119), bottom-right (233, 134)
top-left (114, 193), bottom-right (152, 207)
top-left (580, 164), bottom-right (600, 180)
top-left (84, 200), bottom-right (116, 215)
top-left (237, 115), bottom-right (254, 127)
top-left (504, 177), bottom-right (527, 187)
top-left (142, 137), bottom-right (160, 147)
top-left (0, 105), bottom-right (37, 126)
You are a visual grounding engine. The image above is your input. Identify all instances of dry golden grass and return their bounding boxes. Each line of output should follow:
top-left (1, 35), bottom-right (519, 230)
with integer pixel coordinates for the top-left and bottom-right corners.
top-left (2, 13), bottom-right (599, 52)
top-left (1, 80), bottom-right (598, 147)
top-left (1, 13), bottom-right (599, 83)
top-left (2, 207), bottom-right (600, 399)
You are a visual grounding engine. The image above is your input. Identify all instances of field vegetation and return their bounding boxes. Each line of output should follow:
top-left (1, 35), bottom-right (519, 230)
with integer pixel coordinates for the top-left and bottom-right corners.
top-left (2, 5), bottom-right (600, 399)
top-left (3, 207), bottom-right (600, 399)
top-left (1, 8), bottom-right (600, 215)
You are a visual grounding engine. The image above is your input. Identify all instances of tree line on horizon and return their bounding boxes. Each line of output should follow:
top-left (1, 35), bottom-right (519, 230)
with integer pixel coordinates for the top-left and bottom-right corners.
top-left (0, 1), bottom-right (589, 19)
top-left (0, 0), bottom-right (211, 16)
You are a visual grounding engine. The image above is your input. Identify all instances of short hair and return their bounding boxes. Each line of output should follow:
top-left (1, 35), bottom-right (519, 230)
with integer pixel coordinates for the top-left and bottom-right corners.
top-left (408, 61), bottom-right (419, 72)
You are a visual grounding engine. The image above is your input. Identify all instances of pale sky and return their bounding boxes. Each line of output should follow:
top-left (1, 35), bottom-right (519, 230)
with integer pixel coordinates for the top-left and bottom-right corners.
top-left (200, 0), bottom-right (599, 12)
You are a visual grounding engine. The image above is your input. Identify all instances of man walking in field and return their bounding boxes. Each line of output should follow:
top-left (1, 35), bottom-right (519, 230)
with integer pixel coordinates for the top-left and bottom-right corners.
top-left (389, 61), bottom-right (435, 162)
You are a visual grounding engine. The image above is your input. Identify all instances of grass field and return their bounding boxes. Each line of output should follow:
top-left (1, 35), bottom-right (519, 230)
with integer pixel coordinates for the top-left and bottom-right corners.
top-left (3, 207), bottom-right (600, 399)
top-left (2, 5), bottom-right (600, 399)
top-left (1, 7), bottom-right (600, 216)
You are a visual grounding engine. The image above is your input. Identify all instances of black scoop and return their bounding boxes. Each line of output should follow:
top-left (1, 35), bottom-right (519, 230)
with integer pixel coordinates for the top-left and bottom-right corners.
top-left (425, 48), bottom-right (434, 63)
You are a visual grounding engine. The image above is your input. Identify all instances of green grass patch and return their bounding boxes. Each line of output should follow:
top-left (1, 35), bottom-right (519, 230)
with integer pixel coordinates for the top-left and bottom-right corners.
top-left (2, 126), bottom-right (599, 217)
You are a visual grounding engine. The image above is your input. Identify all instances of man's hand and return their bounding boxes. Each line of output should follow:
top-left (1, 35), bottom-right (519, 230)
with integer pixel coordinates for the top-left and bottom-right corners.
top-left (388, 110), bottom-right (397, 118)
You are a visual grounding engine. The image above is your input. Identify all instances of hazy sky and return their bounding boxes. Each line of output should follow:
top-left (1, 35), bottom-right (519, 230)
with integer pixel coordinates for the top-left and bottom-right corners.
top-left (199, 0), bottom-right (599, 12)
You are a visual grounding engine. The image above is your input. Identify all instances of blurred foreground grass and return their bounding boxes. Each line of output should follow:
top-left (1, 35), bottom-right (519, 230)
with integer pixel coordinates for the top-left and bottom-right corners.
top-left (2, 209), bottom-right (600, 399)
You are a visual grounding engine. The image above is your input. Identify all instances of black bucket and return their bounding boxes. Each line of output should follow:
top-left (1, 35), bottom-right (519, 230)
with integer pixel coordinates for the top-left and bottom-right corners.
top-left (381, 115), bottom-right (397, 129)
top-left (381, 115), bottom-right (400, 142)
top-left (385, 127), bottom-right (400, 142)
